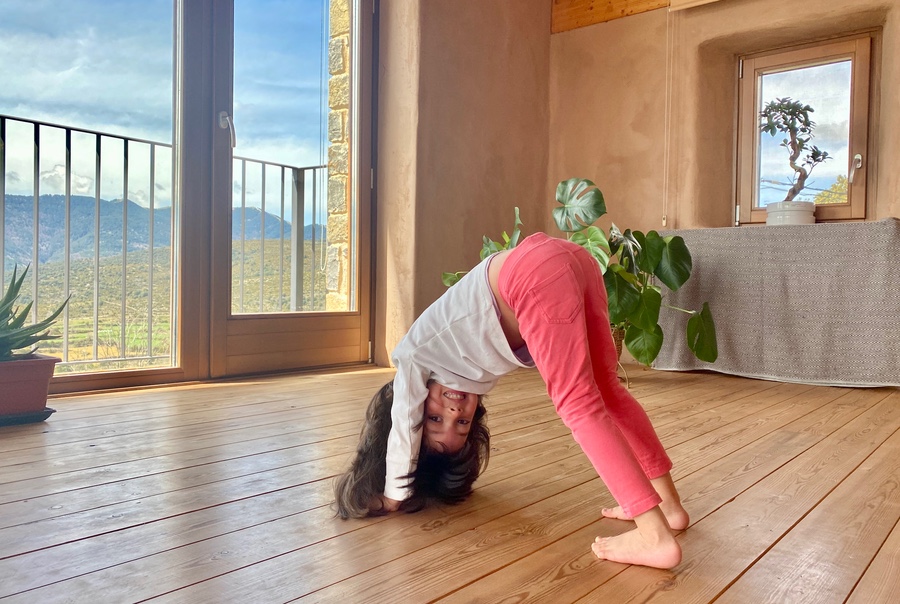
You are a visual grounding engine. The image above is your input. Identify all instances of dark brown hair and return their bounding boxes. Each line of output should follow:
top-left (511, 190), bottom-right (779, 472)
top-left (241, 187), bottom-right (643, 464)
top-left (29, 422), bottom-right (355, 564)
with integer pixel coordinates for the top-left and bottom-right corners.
top-left (333, 380), bottom-right (490, 519)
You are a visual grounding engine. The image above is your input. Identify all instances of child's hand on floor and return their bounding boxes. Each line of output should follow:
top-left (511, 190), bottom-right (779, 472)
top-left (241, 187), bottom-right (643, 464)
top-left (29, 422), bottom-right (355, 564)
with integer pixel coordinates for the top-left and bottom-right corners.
top-left (368, 494), bottom-right (402, 515)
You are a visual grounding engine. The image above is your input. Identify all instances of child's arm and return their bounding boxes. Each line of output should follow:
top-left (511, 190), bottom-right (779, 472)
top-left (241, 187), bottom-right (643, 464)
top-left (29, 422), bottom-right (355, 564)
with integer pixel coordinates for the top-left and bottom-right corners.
top-left (384, 357), bottom-right (430, 502)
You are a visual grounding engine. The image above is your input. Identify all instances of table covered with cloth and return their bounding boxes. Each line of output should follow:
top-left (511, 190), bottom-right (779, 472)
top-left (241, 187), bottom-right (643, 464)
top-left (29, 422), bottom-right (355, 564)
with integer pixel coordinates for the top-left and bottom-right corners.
top-left (652, 218), bottom-right (900, 387)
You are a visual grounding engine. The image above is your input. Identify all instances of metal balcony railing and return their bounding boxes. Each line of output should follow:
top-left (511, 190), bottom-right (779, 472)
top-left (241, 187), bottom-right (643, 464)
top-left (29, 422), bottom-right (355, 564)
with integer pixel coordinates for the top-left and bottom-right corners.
top-left (0, 113), bottom-right (326, 374)
top-left (231, 155), bottom-right (328, 315)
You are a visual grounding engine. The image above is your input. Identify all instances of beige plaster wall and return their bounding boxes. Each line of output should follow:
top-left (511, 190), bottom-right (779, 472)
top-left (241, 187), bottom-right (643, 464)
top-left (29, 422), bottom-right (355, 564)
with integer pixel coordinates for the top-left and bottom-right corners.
top-left (548, 8), bottom-right (669, 236)
top-left (374, 1), bottom-right (420, 366)
top-left (550, 0), bottom-right (899, 230)
top-left (375, 0), bottom-right (898, 365)
top-left (374, 0), bottom-right (550, 364)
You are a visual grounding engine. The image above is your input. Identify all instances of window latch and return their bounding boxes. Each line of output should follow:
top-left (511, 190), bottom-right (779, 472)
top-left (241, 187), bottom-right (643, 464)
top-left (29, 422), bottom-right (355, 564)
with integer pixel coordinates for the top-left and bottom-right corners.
top-left (849, 153), bottom-right (863, 184)
top-left (218, 111), bottom-right (237, 148)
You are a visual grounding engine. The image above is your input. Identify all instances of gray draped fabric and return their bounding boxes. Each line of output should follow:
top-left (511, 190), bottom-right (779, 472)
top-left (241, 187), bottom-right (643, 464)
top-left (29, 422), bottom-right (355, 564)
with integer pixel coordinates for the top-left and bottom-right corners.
top-left (653, 218), bottom-right (900, 387)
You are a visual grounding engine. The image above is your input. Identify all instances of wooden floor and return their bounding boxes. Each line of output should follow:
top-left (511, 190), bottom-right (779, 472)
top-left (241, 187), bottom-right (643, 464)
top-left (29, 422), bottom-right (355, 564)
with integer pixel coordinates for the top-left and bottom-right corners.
top-left (1, 365), bottom-right (898, 603)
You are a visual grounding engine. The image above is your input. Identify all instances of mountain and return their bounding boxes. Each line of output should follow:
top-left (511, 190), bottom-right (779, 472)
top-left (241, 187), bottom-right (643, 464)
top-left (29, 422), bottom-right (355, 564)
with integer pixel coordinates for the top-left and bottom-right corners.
top-left (231, 206), bottom-right (291, 241)
top-left (302, 223), bottom-right (327, 240)
top-left (3, 194), bottom-right (172, 265)
top-left (2, 194), bottom-right (325, 266)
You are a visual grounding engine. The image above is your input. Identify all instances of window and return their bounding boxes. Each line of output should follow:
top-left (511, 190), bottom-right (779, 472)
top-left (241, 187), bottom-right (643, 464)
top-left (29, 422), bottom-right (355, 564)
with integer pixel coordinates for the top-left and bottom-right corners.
top-left (0, 0), bottom-right (374, 389)
top-left (736, 34), bottom-right (872, 224)
top-left (0, 1), bottom-right (177, 375)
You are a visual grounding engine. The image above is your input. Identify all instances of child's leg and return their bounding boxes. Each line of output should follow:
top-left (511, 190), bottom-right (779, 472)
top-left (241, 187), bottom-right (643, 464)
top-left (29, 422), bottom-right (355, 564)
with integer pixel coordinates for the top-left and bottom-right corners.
top-left (601, 472), bottom-right (689, 531)
top-left (501, 234), bottom-right (684, 568)
top-left (577, 249), bottom-right (688, 530)
top-left (500, 235), bottom-right (661, 518)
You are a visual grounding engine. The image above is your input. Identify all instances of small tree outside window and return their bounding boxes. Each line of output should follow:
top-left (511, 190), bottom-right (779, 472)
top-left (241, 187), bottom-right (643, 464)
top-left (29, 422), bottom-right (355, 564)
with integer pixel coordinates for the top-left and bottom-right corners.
top-left (736, 34), bottom-right (872, 224)
top-left (759, 96), bottom-right (833, 203)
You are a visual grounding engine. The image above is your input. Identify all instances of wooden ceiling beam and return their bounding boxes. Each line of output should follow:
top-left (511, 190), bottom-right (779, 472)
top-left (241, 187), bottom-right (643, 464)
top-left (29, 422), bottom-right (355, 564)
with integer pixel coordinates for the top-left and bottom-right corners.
top-left (551, 0), bottom-right (670, 33)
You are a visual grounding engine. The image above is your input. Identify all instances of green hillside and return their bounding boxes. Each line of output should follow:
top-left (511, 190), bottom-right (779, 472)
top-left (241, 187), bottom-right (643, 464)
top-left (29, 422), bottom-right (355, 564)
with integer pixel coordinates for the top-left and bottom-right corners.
top-left (10, 240), bottom-right (326, 374)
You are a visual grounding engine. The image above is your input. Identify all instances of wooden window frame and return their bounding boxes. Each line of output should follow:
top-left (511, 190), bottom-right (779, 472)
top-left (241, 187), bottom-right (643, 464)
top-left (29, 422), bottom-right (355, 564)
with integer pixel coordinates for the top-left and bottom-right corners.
top-left (736, 33), bottom-right (872, 225)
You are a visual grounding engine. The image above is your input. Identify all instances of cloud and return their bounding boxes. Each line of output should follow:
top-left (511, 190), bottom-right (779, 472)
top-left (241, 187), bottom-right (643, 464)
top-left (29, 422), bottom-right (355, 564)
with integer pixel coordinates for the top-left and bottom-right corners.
top-left (0, 3), bottom-right (174, 142)
top-left (760, 60), bottom-right (852, 127)
top-left (812, 119), bottom-right (849, 145)
top-left (1, 0), bottom-right (329, 153)
top-left (6, 171), bottom-right (22, 186)
top-left (235, 135), bottom-right (324, 171)
top-left (1, 0), bottom-right (329, 218)
top-left (40, 164), bottom-right (95, 196)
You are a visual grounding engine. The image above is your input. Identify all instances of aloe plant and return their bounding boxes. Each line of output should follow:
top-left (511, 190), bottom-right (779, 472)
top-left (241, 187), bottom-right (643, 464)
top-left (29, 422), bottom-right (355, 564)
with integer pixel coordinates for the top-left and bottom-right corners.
top-left (442, 177), bottom-right (718, 367)
top-left (0, 265), bottom-right (69, 361)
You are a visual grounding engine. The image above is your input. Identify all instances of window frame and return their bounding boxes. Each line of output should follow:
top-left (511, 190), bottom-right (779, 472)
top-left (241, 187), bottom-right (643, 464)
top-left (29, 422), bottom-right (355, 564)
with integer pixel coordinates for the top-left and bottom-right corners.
top-left (736, 33), bottom-right (872, 225)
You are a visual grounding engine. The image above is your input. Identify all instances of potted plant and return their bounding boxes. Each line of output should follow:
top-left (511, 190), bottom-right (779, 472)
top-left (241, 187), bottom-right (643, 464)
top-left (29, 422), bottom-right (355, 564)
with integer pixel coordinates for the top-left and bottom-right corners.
top-left (759, 97), bottom-right (831, 225)
top-left (602, 224), bottom-right (717, 366)
top-left (442, 178), bottom-right (717, 369)
top-left (0, 265), bottom-right (69, 426)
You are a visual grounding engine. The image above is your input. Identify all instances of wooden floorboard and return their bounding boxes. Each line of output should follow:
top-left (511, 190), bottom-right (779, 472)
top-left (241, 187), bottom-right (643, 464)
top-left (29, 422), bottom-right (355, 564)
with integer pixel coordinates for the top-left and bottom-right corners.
top-left (0, 365), bottom-right (897, 603)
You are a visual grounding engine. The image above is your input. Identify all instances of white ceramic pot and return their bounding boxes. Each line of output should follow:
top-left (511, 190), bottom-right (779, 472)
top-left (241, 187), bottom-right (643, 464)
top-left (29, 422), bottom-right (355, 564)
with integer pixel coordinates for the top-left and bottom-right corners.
top-left (766, 201), bottom-right (816, 225)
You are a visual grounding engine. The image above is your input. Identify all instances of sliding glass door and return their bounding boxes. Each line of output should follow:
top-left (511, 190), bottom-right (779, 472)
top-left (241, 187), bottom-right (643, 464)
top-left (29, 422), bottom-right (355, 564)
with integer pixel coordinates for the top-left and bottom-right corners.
top-left (206, 0), bottom-right (373, 377)
top-left (0, 0), bottom-right (373, 390)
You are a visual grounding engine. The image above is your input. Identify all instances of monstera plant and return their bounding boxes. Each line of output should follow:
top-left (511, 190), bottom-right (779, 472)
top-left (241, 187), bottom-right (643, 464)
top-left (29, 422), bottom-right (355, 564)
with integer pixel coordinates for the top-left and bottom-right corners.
top-left (603, 224), bottom-right (717, 365)
top-left (443, 178), bottom-right (717, 367)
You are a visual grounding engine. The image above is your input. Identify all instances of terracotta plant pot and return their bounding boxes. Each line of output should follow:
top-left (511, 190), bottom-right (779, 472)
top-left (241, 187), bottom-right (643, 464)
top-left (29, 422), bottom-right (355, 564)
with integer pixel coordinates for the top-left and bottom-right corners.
top-left (0, 353), bottom-right (60, 425)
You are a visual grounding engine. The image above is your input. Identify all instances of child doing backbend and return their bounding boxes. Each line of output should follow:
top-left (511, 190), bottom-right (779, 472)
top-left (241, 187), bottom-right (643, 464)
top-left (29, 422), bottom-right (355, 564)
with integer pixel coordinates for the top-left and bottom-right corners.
top-left (334, 232), bottom-right (689, 569)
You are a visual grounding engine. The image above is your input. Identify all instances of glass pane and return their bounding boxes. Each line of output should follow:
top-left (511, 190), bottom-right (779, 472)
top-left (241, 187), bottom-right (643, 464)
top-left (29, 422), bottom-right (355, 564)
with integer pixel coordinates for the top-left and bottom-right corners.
top-left (232, 0), bottom-right (355, 314)
top-left (0, 1), bottom-right (176, 374)
top-left (756, 60), bottom-right (851, 207)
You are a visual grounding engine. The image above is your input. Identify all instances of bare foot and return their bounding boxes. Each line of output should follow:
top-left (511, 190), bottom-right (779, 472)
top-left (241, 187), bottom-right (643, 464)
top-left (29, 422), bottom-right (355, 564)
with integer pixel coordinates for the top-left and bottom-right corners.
top-left (602, 505), bottom-right (630, 521)
top-left (601, 473), bottom-right (690, 531)
top-left (601, 501), bottom-right (690, 531)
top-left (591, 527), bottom-right (682, 569)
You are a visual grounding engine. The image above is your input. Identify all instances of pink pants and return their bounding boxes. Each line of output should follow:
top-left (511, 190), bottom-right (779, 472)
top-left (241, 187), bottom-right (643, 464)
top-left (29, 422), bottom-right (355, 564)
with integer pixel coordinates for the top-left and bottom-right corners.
top-left (499, 233), bottom-right (671, 517)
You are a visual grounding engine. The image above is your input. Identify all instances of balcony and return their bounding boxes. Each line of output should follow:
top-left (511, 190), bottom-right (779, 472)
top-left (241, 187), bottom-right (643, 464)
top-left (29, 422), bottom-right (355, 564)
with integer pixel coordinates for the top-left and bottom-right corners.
top-left (1, 113), bottom-right (329, 374)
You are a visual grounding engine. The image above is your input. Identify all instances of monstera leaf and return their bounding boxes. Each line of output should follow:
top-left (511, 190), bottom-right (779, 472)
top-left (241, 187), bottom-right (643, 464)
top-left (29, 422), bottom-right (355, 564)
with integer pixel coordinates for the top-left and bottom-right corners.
top-left (570, 225), bottom-right (611, 272)
top-left (553, 178), bottom-right (607, 233)
top-left (607, 226), bottom-right (715, 367)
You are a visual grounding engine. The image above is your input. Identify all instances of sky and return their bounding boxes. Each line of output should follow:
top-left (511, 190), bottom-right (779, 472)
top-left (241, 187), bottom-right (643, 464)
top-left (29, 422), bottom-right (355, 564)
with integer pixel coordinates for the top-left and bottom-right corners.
top-left (0, 0), bottom-right (331, 223)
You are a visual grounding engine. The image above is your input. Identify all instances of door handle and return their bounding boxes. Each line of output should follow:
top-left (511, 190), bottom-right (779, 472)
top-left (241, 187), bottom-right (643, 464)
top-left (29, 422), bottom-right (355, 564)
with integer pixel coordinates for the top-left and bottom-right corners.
top-left (849, 153), bottom-right (863, 184)
top-left (218, 111), bottom-right (237, 148)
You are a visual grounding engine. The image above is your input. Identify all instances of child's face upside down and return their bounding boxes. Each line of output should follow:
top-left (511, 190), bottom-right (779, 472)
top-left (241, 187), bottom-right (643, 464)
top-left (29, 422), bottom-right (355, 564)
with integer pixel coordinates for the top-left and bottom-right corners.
top-left (423, 381), bottom-right (479, 454)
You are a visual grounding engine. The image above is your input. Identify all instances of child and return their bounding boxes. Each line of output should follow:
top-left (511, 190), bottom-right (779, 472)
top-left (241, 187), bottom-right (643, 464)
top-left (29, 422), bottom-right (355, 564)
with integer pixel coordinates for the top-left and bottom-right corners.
top-left (334, 232), bottom-right (688, 569)
top-left (333, 380), bottom-right (491, 517)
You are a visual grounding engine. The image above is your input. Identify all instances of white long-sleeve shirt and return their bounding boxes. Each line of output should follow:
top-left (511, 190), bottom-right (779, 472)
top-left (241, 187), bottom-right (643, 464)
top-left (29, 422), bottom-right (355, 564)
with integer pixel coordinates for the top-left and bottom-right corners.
top-left (385, 255), bottom-right (535, 501)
